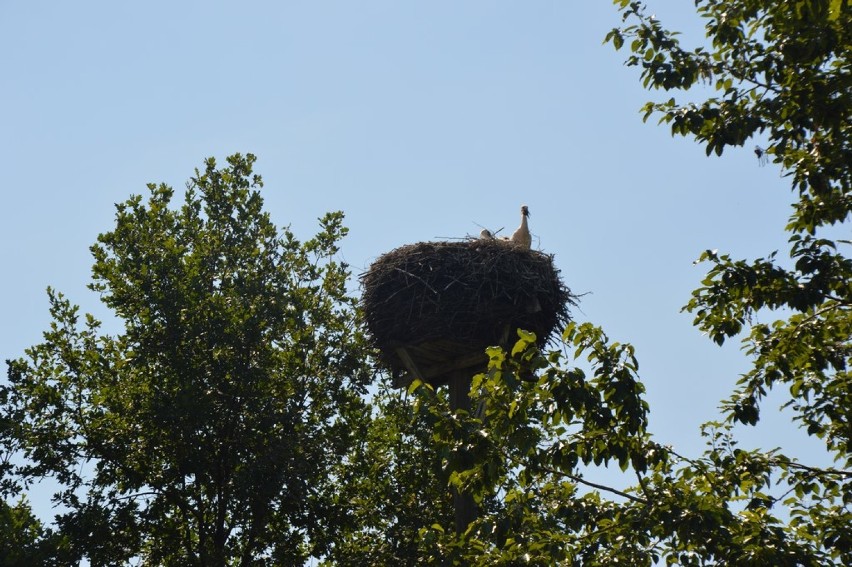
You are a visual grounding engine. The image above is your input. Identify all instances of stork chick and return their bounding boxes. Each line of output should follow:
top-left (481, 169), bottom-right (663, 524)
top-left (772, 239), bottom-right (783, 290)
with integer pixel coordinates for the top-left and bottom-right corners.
top-left (479, 228), bottom-right (495, 240)
top-left (510, 205), bottom-right (531, 249)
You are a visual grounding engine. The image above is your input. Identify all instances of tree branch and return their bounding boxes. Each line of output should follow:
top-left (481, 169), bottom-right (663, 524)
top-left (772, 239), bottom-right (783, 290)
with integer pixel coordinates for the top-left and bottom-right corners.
top-left (501, 448), bottom-right (647, 505)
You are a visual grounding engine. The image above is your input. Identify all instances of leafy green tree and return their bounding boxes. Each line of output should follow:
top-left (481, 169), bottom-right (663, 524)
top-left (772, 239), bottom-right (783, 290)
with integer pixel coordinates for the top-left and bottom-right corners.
top-left (0, 497), bottom-right (66, 566)
top-left (608, 0), bottom-right (851, 520)
top-left (1, 154), bottom-right (371, 565)
top-left (337, 1), bottom-right (851, 564)
top-left (318, 383), bottom-right (455, 566)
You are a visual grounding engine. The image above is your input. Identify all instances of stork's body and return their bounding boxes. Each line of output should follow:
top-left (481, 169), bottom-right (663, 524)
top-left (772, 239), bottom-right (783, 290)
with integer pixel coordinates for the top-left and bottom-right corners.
top-left (509, 205), bottom-right (531, 249)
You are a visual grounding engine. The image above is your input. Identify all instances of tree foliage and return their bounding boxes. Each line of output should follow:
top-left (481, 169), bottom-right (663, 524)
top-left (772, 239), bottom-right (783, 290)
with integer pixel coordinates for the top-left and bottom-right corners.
top-left (337, 1), bottom-right (851, 564)
top-left (2, 1), bottom-right (850, 565)
top-left (604, 0), bottom-right (851, 466)
top-left (0, 497), bottom-right (63, 566)
top-left (1, 154), bottom-right (371, 565)
top-left (318, 383), bottom-right (455, 566)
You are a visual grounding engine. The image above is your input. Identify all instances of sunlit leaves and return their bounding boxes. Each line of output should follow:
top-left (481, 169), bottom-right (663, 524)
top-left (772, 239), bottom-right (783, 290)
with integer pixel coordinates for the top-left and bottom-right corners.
top-left (383, 1), bottom-right (852, 564)
top-left (1, 154), bottom-right (371, 565)
top-left (606, 0), bottom-right (852, 230)
top-left (602, 1), bottom-right (852, 564)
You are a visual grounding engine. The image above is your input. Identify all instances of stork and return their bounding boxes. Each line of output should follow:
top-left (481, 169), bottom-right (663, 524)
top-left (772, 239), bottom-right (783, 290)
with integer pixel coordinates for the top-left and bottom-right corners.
top-left (479, 228), bottom-right (495, 240)
top-left (510, 205), bottom-right (531, 249)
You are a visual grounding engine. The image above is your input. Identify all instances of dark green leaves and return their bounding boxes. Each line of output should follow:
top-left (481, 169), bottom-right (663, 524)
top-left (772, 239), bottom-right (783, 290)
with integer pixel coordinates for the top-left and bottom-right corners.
top-left (605, 1), bottom-right (852, 564)
top-left (606, 0), bottom-right (852, 230)
top-left (1, 154), bottom-right (371, 565)
top-left (362, 2), bottom-right (852, 564)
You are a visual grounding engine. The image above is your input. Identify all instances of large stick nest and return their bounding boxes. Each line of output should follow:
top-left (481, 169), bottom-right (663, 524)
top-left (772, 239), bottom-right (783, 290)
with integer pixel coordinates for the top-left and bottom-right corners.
top-left (361, 240), bottom-right (575, 373)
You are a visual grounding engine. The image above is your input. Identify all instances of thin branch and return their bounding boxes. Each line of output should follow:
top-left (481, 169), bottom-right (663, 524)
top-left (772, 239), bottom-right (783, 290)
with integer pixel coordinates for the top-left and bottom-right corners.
top-left (501, 448), bottom-right (647, 505)
top-left (392, 267), bottom-right (439, 296)
top-left (792, 301), bottom-right (847, 336)
top-left (635, 469), bottom-right (653, 502)
top-left (113, 491), bottom-right (159, 502)
top-left (774, 457), bottom-right (852, 479)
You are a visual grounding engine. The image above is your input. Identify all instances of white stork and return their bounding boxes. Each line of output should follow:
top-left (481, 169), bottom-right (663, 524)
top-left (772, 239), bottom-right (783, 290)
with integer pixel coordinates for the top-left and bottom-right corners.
top-left (510, 205), bottom-right (531, 249)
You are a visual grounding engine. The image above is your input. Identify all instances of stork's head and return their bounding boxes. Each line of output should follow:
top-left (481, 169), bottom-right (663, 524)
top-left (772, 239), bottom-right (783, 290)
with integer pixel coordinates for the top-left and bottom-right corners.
top-left (521, 205), bottom-right (530, 217)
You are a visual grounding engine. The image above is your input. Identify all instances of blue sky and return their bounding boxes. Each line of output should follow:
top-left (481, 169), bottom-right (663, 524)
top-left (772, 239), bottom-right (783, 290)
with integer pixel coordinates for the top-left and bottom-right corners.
top-left (0, 1), bottom-right (826, 521)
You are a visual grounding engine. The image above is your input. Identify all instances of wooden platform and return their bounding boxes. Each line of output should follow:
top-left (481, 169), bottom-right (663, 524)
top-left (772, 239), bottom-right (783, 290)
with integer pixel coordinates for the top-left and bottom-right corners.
top-left (390, 325), bottom-right (511, 389)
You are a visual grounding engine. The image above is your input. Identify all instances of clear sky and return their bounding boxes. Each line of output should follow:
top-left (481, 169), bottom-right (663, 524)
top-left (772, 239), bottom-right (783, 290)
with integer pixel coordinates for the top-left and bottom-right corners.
top-left (0, 1), bottom-right (827, 521)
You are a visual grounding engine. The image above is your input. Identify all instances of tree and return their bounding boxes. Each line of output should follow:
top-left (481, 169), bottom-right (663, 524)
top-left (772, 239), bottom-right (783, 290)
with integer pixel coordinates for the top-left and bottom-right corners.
top-left (337, 1), bottom-right (851, 564)
top-left (318, 383), bottom-right (456, 566)
top-left (1, 154), bottom-right (371, 565)
top-left (0, 497), bottom-right (64, 566)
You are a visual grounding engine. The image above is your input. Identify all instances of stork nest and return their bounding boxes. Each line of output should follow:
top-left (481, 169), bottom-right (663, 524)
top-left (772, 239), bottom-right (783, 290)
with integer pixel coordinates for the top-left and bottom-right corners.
top-left (360, 240), bottom-right (575, 370)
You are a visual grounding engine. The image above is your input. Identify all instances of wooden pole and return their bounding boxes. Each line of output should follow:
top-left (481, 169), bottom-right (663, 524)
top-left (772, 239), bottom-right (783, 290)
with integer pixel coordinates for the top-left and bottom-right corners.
top-left (448, 370), bottom-right (477, 535)
top-left (397, 345), bottom-right (487, 535)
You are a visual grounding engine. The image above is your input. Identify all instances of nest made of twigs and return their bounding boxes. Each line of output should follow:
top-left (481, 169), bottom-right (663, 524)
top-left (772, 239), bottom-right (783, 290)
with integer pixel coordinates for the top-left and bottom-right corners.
top-left (360, 239), bottom-right (575, 377)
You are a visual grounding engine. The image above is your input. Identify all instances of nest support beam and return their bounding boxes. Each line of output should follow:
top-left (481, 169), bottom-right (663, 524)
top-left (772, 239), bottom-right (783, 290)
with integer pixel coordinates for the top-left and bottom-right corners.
top-left (393, 348), bottom-right (487, 389)
top-left (448, 369), bottom-right (477, 535)
top-left (392, 325), bottom-right (514, 389)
